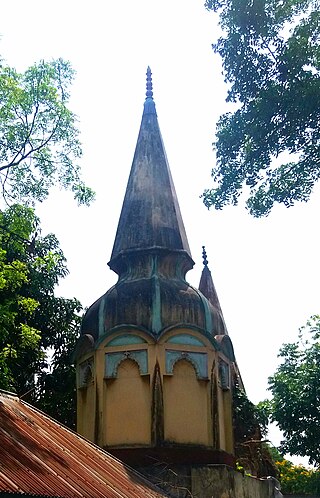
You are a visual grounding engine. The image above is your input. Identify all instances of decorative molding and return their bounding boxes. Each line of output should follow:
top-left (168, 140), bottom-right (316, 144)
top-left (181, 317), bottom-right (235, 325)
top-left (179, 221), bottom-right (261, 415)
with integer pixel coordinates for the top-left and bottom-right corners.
top-left (79, 357), bottom-right (94, 388)
top-left (165, 350), bottom-right (208, 380)
top-left (219, 359), bottom-right (230, 391)
top-left (105, 350), bottom-right (148, 378)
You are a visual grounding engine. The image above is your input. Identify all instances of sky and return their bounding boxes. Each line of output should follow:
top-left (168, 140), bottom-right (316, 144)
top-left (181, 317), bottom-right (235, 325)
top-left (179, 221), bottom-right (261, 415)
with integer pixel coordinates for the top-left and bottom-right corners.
top-left (1, 0), bottom-right (319, 464)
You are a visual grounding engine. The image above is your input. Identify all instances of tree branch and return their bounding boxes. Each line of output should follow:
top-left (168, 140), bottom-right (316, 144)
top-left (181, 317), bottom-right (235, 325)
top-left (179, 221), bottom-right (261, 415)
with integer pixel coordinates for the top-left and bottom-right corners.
top-left (0, 113), bottom-right (62, 173)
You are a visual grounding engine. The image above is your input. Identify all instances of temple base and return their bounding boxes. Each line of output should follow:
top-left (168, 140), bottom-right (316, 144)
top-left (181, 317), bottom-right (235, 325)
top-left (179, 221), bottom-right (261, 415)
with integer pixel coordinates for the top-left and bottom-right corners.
top-left (106, 446), bottom-right (235, 468)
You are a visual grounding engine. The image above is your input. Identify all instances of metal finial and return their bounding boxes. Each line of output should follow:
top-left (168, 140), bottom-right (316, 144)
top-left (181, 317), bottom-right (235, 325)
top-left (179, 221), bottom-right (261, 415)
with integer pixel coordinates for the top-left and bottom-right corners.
top-left (146, 66), bottom-right (153, 100)
top-left (202, 246), bottom-right (208, 267)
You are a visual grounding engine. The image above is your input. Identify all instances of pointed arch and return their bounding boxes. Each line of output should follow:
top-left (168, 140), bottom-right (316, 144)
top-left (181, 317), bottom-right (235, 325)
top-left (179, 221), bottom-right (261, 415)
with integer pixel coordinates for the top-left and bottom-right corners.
top-left (170, 354), bottom-right (201, 378)
top-left (165, 350), bottom-right (208, 380)
top-left (105, 350), bottom-right (148, 378)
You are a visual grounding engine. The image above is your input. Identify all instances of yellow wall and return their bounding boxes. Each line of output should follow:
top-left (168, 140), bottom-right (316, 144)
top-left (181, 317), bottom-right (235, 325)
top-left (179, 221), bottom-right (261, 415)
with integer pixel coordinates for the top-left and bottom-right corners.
top-left (76, 329), bottom-right (234, 456)
top-left (215, 362), bottom-right (234, 454)
top-left (163, 359), bottom-right (209, 445)
top-left (104, 358), bottom-right (151, 446)
top-left (77, 382), bottom-right (95, 441)
top-left (223, 389), bottom-right (234, 454)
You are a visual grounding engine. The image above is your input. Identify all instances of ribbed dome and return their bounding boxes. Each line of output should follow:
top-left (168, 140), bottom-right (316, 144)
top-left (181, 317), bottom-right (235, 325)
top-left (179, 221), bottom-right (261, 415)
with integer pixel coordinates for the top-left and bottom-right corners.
top-left (81, 250), bottom-right (227, 341)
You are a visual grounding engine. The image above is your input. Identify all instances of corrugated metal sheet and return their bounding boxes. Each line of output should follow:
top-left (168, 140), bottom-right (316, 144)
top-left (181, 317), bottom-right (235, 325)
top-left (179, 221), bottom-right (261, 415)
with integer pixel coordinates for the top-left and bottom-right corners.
top-left (0, 391), bottom-right (168, 498)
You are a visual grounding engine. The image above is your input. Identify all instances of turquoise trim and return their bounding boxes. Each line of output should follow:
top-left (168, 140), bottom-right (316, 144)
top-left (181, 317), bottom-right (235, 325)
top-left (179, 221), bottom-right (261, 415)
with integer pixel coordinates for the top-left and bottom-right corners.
top-left (98, 295), bottom-right (106, 337)
top-left (105, 350), bottom-right (148, 377)
top-left (94, 323), bottom-right (220, 351)
top-left (159, 324), bottom-right (219, 350)
top-left (167, 334), bottom-right (205, 346)
top-left (95, 324), bottom-right (154, 348)
top-left (107, 334), bottom-right (147, 346)
top-left (166, 350), bottom-right (208, 380)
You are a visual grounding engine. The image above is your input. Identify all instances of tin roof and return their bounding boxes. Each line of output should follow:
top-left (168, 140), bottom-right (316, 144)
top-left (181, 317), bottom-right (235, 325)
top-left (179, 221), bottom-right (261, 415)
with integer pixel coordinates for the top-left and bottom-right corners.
top-left (0, 391), bottom-right (168, 498)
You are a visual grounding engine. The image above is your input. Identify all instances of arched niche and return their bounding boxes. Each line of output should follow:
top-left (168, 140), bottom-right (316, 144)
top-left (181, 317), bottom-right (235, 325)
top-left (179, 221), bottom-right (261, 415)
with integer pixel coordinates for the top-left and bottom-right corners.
top-left (78, 357), bottom-right (94, 388)
top-left (105, 350), bottom-right (148, 378)
top-left (163, 359), bottom-right (209, 446)
top-left (165, 350), bottom-right (208, 380)
top-left (104, 359), bottom-right (151, 446)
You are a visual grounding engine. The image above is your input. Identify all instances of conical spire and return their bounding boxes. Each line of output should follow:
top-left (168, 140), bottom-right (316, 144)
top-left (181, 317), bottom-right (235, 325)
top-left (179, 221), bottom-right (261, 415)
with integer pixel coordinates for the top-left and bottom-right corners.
top-left (199, 246), bottom-right (223, 313)
top-left (109, 67), bottom-right (193, 273)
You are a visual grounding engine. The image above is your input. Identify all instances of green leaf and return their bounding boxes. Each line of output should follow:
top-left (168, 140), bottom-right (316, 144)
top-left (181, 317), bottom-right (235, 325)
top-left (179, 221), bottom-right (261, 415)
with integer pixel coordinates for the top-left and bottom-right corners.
top-left (0, 57), bottom-right (94, 206)
top-left (204, 0), bottom-right (320, 216)
top-left (268, 315), bottom-right (320, 466)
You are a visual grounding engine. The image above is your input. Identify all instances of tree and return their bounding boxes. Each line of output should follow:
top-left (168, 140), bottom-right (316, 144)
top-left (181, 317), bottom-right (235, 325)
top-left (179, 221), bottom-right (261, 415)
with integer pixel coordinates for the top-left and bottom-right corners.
top-left (34, 295), bottom-right (81, 428)
top-left (233, 381), bottom-right (277, 477)
top-left (0, 57), bottom-right (94, 206)
top-left (268, 315), bottom-right (320, 466)
top-left (233, 381), bottom-right (269, 443)
top-left (0, 54), bottom-right (93, 427)
top-left (203, 0), bottom-right (320, 217)
top-left (0, 204), bottom-right (81, 428)
top-left (276, 459), bottom-right (320, 495)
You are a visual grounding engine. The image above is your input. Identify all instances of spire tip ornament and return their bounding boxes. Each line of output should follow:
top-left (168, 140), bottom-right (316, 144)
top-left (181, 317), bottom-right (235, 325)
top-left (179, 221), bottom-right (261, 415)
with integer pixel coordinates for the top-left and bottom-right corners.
top-left (146, 66), bottom-right (153, 100)
top-left (202, 246), bottom-right (208, 267)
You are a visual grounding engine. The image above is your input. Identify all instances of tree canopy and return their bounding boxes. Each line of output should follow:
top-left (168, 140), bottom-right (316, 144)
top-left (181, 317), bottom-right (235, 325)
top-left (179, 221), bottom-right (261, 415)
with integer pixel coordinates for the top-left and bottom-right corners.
top-left (0, 57), bottom-right (94, 206)
top-left (233, 381), bottom-right (277, 477)
top-left (276, 458), bottom-right (320, 495)
top-left (0, 54), bottom-right (95, 427)
top-left (0, 205), bottom-right (81, 427)
top-left (203, 0), bottom-right (320, 216)
top-left (268, 315), bottom-right (320, 466)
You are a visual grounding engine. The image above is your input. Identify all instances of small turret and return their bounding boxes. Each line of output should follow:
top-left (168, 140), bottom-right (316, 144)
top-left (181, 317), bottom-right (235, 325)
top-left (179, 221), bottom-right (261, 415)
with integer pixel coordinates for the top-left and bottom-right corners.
top-left (199, 245), bottom-right (223, 315)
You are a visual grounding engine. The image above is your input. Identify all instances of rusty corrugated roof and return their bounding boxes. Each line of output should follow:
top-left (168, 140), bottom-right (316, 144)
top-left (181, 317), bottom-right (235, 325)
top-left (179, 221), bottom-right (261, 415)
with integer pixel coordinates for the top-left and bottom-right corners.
top-left (0, 391), bottom-right (168, 498)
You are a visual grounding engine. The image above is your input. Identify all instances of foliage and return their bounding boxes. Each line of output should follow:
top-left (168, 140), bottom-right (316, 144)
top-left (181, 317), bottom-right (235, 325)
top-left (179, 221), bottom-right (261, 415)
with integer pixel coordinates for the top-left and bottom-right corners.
top-left (0, 57), bottom-right (94, 206)
top-left (34, 296), bottom-right (81, 428)
top-left (233, 383), bottom-right (278, 477)
top-left (268, 315), bottom-right (320, 466)
top-left (267, 444), bottom-right (285, 464)
top-left (203, 0), bottom-right (320, 216)
top-left (0, 204), bottom-right (81, 428)
top-left (233, 381), bottom-right (269, 442)
top-left (276, 459), bottom-right (320, 495)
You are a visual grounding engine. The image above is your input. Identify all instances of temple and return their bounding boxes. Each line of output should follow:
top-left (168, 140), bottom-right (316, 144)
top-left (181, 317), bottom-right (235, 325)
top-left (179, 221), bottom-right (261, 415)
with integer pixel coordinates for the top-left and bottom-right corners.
top-left (74, 67), bottom-right (240, 469)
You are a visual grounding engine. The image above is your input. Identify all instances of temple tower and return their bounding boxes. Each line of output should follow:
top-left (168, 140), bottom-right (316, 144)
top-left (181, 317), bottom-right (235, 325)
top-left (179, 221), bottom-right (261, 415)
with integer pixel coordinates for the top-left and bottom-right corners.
top-left (74, 68), bottom-right (238, 467)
